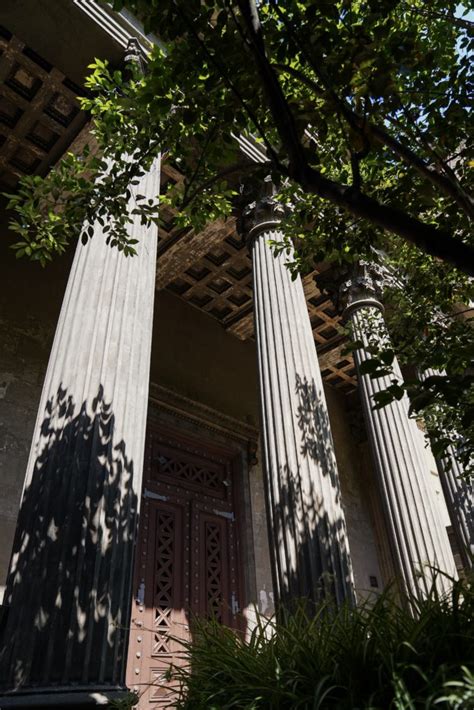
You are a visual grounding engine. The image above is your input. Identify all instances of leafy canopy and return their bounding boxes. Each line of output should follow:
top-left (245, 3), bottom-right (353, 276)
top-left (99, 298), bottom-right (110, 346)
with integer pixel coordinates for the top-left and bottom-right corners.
top-left (4, 0), bottom-right (473, 469)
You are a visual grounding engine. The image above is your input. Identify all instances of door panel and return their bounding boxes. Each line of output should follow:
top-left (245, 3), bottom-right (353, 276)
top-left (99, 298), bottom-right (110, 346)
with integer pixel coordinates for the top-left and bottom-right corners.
top-left (126, 424), bottom-right (243, 708)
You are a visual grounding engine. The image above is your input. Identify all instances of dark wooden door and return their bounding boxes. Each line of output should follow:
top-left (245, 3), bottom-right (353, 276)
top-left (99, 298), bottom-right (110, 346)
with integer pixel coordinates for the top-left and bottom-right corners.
top-left (126, 423), bottom-right (243, 707)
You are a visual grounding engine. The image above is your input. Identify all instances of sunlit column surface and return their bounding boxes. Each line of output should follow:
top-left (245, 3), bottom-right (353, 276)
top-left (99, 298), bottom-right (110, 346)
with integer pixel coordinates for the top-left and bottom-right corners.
top-left (241, 194), bottom-right (355, 609)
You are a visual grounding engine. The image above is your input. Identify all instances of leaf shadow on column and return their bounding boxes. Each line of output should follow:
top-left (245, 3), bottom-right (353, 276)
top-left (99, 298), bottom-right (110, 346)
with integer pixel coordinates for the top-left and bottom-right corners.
top-left (0, 385), bottom-right (138, 695)
top-left (268, 374), bottom-right (353, 610)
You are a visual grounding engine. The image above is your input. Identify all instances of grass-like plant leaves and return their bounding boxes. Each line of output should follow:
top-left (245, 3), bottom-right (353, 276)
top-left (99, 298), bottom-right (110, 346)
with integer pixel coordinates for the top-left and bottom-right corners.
top-left (171, 575), bottom-right (474, 709)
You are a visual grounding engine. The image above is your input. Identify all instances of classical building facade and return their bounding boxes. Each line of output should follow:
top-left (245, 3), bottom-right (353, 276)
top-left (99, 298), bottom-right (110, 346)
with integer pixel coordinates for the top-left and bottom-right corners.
top-left (0, 2), bottom-right (470, 708)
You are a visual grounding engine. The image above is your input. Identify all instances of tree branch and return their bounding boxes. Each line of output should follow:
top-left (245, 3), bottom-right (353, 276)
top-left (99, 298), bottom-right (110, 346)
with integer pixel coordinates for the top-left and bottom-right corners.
top-left (301, 165), bottom-right (474, 276)
top-left (231, 3), bottom-right (474, 275)
top-left (273, 63), bottom-right (474, 219)
top-left (235, 0), bottom-right (310, 172)
top-left (174, 3), bottom-right (284, 171)
top-left (181, 122), bottom-right (218, 206)
top-left (267, 0), bottom-right (473, 218)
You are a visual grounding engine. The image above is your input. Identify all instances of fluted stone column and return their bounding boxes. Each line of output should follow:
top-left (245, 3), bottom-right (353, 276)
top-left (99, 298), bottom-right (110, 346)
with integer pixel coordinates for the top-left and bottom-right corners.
top-left (241, 196), bottom-right (354, 608)
top-left (436, 452), bottom-right (473, 570)
top-left (341, 263), bottom-right (457, 601)
top-left (422, 370), bottom-right (473, 571)
top-left (0, 149), bottom-right (160, 706)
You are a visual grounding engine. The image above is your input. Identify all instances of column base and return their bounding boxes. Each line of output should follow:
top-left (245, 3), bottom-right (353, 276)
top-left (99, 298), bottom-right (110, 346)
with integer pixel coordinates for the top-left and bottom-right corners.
top-left (0, 686), bottom-right (133, 708)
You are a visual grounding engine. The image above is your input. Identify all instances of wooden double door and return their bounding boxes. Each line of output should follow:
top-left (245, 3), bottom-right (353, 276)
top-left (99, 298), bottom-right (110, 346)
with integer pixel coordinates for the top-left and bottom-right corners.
top-left (126, 423), bottom-right (243, 707)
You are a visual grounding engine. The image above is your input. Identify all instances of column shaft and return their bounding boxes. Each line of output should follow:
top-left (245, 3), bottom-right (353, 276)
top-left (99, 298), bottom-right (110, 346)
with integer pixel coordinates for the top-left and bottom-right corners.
top-left (0, 157), bottom-right (160, 705)
top-left (422, 369), bottom-right (473, 571)
top-left (249, 213), bottom-right (354, 608)
top-left (349, 300), bottom-right (457, 599)
top-left (437, 452), bottom-right (473, 570)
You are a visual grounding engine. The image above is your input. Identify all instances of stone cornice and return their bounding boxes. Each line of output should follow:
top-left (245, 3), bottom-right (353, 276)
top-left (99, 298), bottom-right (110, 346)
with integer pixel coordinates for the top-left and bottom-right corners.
top-left (73, 0), bottom-right (161, 54)
top-left (148, 383), bottom-right (259, 447)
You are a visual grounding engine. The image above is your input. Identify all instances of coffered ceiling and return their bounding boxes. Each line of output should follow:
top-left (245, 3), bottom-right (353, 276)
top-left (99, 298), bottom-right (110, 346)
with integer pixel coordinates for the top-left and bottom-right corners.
top-left (0, 22), bottom-right (356, 394)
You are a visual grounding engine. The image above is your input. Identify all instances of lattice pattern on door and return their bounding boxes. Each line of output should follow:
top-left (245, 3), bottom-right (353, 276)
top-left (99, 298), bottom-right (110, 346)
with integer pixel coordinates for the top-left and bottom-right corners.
top-left (205, 522), bottom-right (223, 622)
top-left (152, 510), bottom-right (175, 656)
top-left (151, 450), bottom-right (226, 496)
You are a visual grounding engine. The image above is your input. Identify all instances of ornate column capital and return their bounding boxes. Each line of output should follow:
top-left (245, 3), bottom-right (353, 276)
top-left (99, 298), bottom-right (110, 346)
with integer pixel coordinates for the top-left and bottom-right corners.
top-left (123, 37), bottom-right (146, 73)
top-left (339, 260), bottom-right (386, 317)
top-left (239, 194), bottom-right (287, 242)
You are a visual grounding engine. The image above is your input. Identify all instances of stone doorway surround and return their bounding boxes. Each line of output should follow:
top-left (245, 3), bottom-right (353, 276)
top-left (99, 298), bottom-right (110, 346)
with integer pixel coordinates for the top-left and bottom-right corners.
top-left (125, 385), bottom-right (260, 707)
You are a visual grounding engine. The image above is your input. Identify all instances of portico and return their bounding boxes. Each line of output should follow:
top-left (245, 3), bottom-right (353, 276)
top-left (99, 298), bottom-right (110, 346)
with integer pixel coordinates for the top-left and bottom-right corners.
top-left (0, 2), bottom-right (465, 708)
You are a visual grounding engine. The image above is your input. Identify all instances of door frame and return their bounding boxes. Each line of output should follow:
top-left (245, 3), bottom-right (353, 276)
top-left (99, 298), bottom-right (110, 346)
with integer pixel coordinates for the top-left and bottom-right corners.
top-left (125, 385), bottom-right (259, 699)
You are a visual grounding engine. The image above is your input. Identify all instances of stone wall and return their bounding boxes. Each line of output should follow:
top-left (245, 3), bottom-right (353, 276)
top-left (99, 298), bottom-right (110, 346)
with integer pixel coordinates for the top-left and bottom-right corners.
top-left (0, 209), bottom-right (71, 599)
top-left (325, 387), bottom-right (385, 599)
top-left (150, 289), bottom-right (259, 425)
top-left (247, 447), bottom-right (275, 616)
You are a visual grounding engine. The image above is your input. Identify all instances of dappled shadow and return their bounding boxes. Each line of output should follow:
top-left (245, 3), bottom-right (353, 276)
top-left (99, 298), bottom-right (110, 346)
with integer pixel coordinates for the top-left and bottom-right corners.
top-left (0, 385), bottom-right (138, 696)
top-left (264, 373), bottom-right (354, 612)
top-left (295, 373), bottom-right (339, 489)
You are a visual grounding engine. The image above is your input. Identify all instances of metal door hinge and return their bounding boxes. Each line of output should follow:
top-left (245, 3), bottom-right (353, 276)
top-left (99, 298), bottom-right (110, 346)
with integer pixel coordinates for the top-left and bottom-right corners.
top-left (136, 581), bottom-right (145, 605)
top-left (213, 509), bottom-right (235, 521)
top-left (231, 591), bottom-right (240, 615)
top-left (143, 488), bottom-right (169, 502)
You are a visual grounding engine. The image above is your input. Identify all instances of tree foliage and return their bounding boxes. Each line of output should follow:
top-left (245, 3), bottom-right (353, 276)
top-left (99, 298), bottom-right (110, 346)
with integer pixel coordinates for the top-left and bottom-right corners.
top-left (4, 0), bottom-right (473, 469)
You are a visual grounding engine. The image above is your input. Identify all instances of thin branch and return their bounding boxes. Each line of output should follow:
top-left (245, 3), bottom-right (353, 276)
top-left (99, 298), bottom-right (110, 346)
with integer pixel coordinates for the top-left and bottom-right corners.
top-left (274, 63), bottom-right (473, 218)
top-left (449, 307), bottom-right (474, 319)
top-left (393, 103), bottom-right (471, 198)
top-left (235, 0), bottom-right (309, 171)
top-left (174, 4), bottom-right (284, 171)
top-left (230, 2), bottom-right (474, 275)
top-left (181, 122), bottom-right (218, 206)
top-left (350, 152), bottom-right (362, 191)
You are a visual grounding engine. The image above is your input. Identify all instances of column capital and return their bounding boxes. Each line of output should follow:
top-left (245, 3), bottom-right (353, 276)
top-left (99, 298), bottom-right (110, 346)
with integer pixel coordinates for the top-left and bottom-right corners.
top-left (239, 194), bottom-right (287, 242)
top-left (340, 260), bottom-right (386, 317)
top-left (123, 37), bottom-right (146, 73)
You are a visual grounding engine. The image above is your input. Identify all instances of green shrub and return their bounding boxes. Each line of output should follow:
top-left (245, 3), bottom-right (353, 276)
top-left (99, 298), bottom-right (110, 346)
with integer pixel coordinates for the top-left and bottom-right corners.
top-left (174, 576), bottom-right (474, 709)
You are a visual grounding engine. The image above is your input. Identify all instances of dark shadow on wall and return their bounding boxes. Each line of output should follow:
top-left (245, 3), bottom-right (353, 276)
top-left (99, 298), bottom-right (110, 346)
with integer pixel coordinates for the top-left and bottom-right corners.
top-left (263, 373), bottom-right (354, 611)
top-left (0, 385), bottom-right (138, 694)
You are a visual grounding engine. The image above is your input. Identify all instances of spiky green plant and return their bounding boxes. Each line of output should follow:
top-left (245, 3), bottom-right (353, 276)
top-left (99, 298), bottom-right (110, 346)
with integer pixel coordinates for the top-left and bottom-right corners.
top-left (173, 576), bottom-right (474, 709)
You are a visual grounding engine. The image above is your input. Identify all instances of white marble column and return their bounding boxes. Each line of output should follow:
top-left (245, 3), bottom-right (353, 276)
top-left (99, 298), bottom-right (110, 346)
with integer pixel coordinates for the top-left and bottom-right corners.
top-left (341, 263), bottom-right (457, 601)
top-left (0, 148), bottom-right (160, 706)
top-left (241, 196), bottom-right (354, 609)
